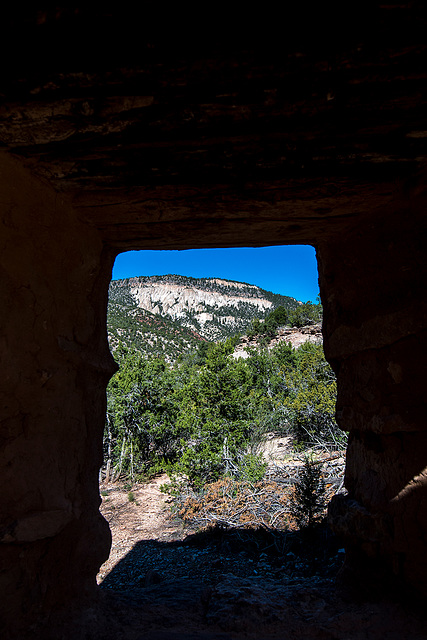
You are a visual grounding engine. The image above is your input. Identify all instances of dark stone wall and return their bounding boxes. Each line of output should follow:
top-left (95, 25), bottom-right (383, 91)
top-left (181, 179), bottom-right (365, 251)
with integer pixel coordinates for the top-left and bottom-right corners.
top-left (0, 154), bottom-right (116, 635)
top-left (1, 153), bottom-right (426, 636)
top-left (318, 196), bottom-right (427, 595)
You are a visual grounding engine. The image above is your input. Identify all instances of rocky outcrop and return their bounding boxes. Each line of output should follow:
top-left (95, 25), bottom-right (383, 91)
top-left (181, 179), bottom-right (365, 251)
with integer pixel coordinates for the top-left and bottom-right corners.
top-left (111, 276), bottom-right (296, 341)
top-left (130, 280), bottom-right (271, 340)
top-left (233, 324), bottom-right (322, 359)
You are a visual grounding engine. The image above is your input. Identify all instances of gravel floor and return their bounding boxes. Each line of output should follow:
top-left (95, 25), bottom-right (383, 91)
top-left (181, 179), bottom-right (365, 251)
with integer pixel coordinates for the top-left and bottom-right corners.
top-left (91, 477), bottom-right (427, 639)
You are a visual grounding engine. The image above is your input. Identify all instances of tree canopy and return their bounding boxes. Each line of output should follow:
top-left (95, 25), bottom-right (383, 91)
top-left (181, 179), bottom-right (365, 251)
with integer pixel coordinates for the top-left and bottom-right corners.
top-left (104, 329), bottom-right (342, 487)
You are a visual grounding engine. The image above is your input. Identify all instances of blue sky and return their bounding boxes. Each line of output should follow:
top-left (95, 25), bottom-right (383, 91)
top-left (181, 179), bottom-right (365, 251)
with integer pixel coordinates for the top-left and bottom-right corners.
top-left (112, 245), bottom-right (319, 303)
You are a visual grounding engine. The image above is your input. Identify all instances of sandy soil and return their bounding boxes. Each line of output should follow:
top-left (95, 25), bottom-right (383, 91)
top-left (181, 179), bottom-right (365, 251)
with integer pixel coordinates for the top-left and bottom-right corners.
top-left (95, 472), bottom-right (427, 640)
top-left (97, 473), bottom-right (181, 584)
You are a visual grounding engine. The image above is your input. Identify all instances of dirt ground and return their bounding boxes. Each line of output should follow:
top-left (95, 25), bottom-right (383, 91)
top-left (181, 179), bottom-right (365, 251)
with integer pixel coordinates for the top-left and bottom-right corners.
top-left (95, 473), bottom-right (427, 640)
top-left (97, 473), bottom-right (181, 585)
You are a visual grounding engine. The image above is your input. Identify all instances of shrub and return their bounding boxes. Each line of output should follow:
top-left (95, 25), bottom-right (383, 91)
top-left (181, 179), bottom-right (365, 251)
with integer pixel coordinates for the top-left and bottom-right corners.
top-left (289, 455), bottom-right (327, 529)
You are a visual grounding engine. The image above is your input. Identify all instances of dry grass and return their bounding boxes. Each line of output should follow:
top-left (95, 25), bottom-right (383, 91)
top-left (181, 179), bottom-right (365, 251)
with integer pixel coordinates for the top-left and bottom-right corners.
top-left (174, 451), bottom-right (345, 534)
top-left (176, 477), bottom-right (296, 530)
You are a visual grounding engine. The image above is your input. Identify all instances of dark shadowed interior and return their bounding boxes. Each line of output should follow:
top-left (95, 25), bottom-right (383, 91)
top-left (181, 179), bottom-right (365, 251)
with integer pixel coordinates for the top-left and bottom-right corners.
top-left (1, 6), bottom-right (427, 638)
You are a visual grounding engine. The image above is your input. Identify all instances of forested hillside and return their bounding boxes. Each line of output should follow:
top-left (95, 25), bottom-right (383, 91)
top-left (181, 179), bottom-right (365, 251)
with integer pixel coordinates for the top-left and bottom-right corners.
top-left (104, 277), bottom-right (341, 540)
top-left (108, 275), bottom-right (300, 351)
top-left (104, 282), bottom-right (339, 475)
top-left (104, 336), bottom-right (341, 486)
top-left (108, 297), bottom-right (206, 360)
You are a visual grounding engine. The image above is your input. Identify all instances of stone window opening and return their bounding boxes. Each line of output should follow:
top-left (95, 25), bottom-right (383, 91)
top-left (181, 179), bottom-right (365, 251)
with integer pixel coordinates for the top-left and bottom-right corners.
top-left (97, 247), bottom-right (345, 597)
top-left (1, 153), bottom-right (426, 636)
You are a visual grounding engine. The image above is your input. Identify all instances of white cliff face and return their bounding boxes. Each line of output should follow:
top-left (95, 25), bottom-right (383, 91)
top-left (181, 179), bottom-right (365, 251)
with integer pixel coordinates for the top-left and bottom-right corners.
top-left (128, 279), bottom-right (274, 340)
top-left (109, 275), bottom-right (301, 352)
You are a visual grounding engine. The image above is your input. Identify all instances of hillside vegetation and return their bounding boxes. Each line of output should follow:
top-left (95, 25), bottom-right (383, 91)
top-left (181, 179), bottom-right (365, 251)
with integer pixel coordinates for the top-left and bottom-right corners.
top-left (104, 277), bottom-right (341, 533)
top-left (108, 275), bottom-right (300, 354)
top-left (108, 300), bottom-right (205, 361)
top-left (105, 285), bottom-right (339, 469)
top-left (104, 337), bottom-right (341, 487)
